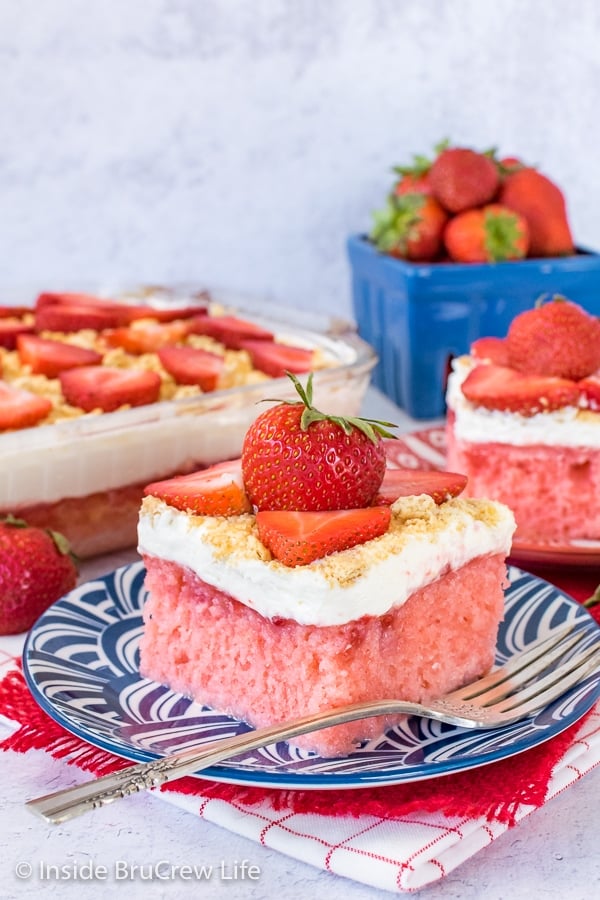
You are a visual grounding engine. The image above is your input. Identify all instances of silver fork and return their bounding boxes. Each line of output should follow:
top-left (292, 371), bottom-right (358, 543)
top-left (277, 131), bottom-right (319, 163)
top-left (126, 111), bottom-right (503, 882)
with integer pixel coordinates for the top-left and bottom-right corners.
top-left (27, 624), bottom-right (600, 824)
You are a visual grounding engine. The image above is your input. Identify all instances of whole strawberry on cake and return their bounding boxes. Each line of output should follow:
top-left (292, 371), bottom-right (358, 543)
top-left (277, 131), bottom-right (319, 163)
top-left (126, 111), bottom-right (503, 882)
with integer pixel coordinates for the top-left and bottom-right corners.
top-left (446, 296), bottom-right (600, 545)
top-left (137, 374), bottom-right (515, 757)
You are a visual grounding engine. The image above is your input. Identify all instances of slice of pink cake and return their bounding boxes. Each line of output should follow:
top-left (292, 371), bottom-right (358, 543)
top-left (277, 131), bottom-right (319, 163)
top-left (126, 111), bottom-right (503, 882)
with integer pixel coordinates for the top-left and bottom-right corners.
top-left (137, 372), bottom-right (515, 758)
top-left (138, 492), bottom-right (515, 757)
top-left (446, 299), bottom-right (600, 546)
top-left (446, 410), bottom-right (600, 544)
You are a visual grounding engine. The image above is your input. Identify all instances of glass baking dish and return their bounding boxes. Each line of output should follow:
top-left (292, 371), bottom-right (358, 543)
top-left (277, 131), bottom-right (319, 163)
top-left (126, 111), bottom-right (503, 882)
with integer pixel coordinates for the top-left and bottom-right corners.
top-left (0, 286), bottom-right (377, 556)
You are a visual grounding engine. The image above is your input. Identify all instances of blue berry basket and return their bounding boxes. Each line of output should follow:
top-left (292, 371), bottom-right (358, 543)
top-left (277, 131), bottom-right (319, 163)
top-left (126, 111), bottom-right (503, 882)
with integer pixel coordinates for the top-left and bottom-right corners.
top-left (347, 234), bottom-right (600, 420)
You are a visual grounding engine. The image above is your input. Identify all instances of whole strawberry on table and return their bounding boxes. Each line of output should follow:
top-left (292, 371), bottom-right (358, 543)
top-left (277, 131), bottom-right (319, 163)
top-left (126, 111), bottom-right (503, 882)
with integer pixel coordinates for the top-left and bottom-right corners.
top-left (369, 139), bottom-right (575, 264)
top-left (0, 515), bottom-right (78, 634)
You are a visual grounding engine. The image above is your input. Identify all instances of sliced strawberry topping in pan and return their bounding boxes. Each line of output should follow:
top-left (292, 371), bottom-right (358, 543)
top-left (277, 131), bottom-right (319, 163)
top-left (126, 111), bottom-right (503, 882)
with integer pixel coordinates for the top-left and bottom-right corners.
top-left (0, 320), bottom-right (35, 350)
top-left (35, 302), bottom-right (127, 333)
top-left (36, 292), bottom-right (206, 326)
top-left (122, 304), bottom-right (208, 324)
top-left (36, 291), bottom-right (121, 309)
top-left (0, 382), bottom-right (52, 430)
top-left (59, 366), bottom-right (162, 413)
top-left (187, 315), bottom-right (274, 350)
top-left (17, 334), bottom-right (103, 377)
top-left (105, 321), bottom-right (189, 355)
top-left (0, 305), bottom-right (32, 318)
top-left (238, 340), bottom-right (314, 378)
top-left (157, 345), bottom-right (224, 391)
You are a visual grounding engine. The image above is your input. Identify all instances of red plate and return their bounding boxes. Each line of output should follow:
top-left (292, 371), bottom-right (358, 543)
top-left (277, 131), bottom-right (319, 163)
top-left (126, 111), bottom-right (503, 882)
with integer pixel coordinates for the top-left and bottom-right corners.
top-left (384, 428), bottom-right (600, 570)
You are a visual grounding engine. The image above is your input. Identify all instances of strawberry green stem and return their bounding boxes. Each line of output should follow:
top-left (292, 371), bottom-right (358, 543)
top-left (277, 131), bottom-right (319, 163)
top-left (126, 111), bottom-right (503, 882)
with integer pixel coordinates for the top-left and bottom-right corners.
top-left (265, 372), bottom-right (398, 444)
top-left (369, 193), bottom-right (426, 254)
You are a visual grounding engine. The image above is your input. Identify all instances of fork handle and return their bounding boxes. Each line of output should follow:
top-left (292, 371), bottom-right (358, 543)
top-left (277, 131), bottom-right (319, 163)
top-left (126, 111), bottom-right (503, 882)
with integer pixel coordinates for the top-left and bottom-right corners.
top-left (27, 698), bottom-right (427, 824)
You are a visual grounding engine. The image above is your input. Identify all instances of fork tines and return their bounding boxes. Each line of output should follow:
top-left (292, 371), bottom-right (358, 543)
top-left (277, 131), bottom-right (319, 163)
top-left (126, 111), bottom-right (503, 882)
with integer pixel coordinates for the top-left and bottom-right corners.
top-left (450, 624), bottom-right (598, 707)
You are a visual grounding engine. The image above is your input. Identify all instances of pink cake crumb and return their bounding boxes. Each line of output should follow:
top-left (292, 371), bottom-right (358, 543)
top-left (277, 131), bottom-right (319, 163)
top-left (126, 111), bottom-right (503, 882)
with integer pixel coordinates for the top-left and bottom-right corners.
top-left (139, 553), bottom-right (507, 757)
top-left (446, 429), bottom-right (600, 544)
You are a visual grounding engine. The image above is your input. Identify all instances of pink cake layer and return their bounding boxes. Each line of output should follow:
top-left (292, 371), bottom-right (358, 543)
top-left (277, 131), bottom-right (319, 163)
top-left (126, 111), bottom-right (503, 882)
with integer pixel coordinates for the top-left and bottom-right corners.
top-left (139, 552), bottom-right (507, 757)
top-left (446, 428), bottom-right (600, 544)
top-left (10, 483), bottom-right (147, 558)
top-left (9, 464), bottom-right (213, 559)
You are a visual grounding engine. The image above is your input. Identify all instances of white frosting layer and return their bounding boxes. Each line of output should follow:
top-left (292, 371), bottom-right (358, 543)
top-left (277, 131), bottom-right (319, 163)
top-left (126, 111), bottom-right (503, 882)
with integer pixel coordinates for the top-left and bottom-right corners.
top-left (447, 356), bottom-right (600, 448)
top-left (1, 322), bottom-right (372, 508)
top-left (137, 495), bottom-right (515, 626)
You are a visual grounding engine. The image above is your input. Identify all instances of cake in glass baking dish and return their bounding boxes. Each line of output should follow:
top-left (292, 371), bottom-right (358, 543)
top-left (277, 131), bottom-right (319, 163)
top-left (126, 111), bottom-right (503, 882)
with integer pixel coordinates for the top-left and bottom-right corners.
top-left (446, 296), bottom-right (600, 545)
top-left (0, 288), bottom-right (376, 557)
top-left (137, 374), bottom-right (515, 757)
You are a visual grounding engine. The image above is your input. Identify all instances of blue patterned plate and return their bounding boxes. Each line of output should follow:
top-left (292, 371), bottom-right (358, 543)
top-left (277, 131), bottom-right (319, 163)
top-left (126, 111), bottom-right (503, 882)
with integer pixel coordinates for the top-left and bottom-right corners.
top-left (22, 562), bottom-right (600, 789)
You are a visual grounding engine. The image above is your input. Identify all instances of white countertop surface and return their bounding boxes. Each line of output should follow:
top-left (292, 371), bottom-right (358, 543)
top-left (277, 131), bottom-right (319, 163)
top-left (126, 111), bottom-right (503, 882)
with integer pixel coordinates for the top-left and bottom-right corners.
top-left (2, 388), bottom-right (600, 899)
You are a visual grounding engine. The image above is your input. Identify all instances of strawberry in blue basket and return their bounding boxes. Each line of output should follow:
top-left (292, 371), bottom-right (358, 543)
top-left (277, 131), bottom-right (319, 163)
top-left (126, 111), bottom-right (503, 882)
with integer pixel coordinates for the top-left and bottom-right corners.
top-left (444, 203), bottom-right (530, 263)
top-left (428, 145), bottom-right (500, 214)
top-left (499, 166), bottom-right (575, 257)
top-left (370, 193), bottom-right (448, 262)
top-left (370, 142), bottom-right (449, 261)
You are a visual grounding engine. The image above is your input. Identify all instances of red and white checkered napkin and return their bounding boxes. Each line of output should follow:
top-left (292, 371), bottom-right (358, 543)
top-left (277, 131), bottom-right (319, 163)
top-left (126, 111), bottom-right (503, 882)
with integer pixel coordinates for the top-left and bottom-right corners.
top-left (154, 706), bottom-right (600, 893)
top-left (2, 646), bottom-right (600, 895)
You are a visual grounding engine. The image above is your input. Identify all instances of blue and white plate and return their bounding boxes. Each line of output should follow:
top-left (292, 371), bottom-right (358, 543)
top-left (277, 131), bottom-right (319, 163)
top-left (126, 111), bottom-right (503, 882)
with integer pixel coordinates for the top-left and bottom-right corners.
top-left (22, 562), bottom-right (600, 789)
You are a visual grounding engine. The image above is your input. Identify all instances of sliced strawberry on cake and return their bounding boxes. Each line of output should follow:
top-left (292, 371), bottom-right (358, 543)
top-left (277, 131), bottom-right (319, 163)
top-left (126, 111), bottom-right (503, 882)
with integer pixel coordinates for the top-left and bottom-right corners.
top-left (578, 375), bottom-right (600, 411)
top-left (445, 296), bottom-right (600, 544)
top-left (471, 336), bottom-right (510, 366)
top-left (59, 366), bottom-right (162, 412)
top-left (461, 363), bottom-right (580, 414)
top-left (256, 507), bottom-right (391, 567)
top-left (145, 460), bottom-right (251, 516)
top-left (0, 382), bottom-right (52, 430)
top-left (373, 468), bottom-right (468, 505)
top-left (17, 334), bottom-right (103, 377)
top-left (157, 345), bottom-right (224, 391)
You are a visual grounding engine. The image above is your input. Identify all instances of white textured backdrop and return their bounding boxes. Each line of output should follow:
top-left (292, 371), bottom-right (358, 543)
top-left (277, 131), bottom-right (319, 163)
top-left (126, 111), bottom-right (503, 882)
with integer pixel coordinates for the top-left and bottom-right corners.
top-left (1, 0), bottom-right (598, 317)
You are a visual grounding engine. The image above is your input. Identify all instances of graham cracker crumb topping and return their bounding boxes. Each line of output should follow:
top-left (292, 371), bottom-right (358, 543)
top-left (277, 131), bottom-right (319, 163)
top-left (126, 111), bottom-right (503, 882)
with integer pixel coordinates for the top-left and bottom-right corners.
top-left (140, 491), bottom-right (512, 588)
top-left (0, 320), bottom-right (331, 426)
